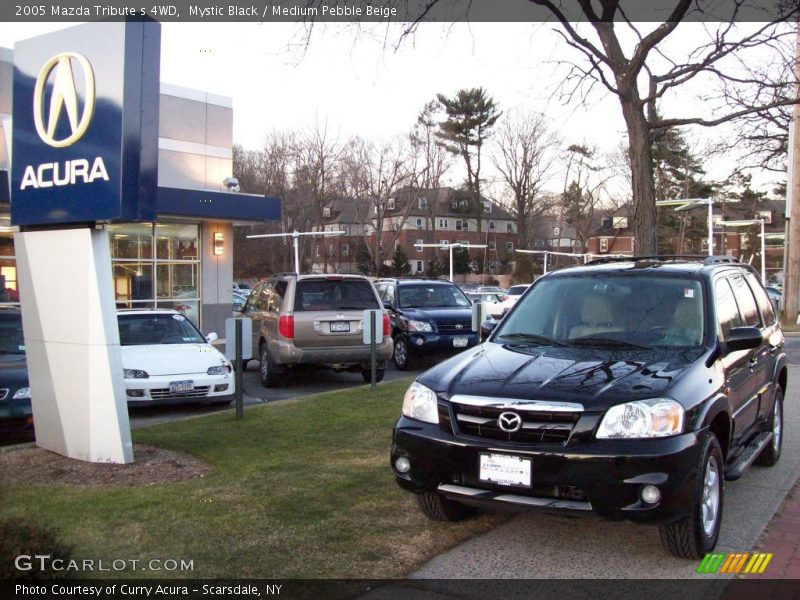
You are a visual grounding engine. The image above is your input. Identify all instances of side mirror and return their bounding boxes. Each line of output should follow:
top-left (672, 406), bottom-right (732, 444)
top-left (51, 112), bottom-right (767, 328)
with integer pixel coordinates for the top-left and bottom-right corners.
top-left (382, 300), bottom-right (394, 311)
top-left (724, 326), bottom-right (762, 353)
top-left (206, 332), bottom-right (219, 343)
top-left (480, 319), bottom-right (498, 337)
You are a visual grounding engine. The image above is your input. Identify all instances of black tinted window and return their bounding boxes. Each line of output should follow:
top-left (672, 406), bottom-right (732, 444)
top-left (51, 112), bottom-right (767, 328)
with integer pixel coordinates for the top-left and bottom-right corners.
top-left (745, 273), bottom-right (776, 327)
top-left (715, 279), bottom-right (743, 338)
top-left (398, 284), bottom-right (470, 308)
top-left (293, 279), bottom-right (379, 312)
top-left (508, 285), bottom-right (529, 295)
top-left (730, 274), bottom-right (761, 328)
top-left (0, 312), bottom-right (24, 354)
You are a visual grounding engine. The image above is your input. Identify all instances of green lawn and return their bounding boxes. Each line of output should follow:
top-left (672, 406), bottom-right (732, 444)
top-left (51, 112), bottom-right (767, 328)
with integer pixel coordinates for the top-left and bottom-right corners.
top-left (0, 380), bottom-right (506, 578)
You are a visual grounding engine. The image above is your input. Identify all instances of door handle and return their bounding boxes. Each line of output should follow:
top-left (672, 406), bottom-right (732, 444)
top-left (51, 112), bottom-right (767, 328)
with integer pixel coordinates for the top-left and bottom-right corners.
top-left (748, 358), bottom-right (758, 368)
top-left (768, 345), bottom-right (778, 355)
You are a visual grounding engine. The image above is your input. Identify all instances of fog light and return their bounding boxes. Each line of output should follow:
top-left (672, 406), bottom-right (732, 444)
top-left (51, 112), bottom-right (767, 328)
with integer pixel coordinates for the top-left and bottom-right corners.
top-left (395, 457), bottom-right (411, 473)
top-left (214, 384), bottom-right (229, 392)
top-left (126, 389), bottom-right (144, 398)
top-left (415, 337), bottom-right (424, 346)
top-left (641, 485), bottom-right (661, 505)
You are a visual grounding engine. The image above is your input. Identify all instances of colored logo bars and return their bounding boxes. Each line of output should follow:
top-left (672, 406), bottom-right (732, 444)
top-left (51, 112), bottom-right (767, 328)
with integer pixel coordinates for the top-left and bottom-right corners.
top-left (697, 552), bottom-right (773, 574)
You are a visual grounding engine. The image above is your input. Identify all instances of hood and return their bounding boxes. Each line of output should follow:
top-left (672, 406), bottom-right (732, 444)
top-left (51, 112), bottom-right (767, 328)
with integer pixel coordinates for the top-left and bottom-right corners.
top-left (419, 341), bottom-right (700, 411)
top-left (122, 344), bottom-right (230, 377)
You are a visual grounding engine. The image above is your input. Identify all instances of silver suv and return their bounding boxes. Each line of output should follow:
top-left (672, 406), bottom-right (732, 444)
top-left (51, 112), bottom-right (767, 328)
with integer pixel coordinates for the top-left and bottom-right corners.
top-left (239, 274), bottom-right (393, 386)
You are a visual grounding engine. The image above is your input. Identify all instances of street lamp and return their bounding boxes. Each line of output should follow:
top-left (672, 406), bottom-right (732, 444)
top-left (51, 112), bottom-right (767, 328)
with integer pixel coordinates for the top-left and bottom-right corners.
top-left (656, 198), bottom-right (715, 256)
top-left (247, 229), bottom-right (346, 274)
top-left (716, 219), bottom-right (766, 282)
top-left (515, 249), bottom-right (588, 274)
top-left (414, 242), bottom-right (487, 283)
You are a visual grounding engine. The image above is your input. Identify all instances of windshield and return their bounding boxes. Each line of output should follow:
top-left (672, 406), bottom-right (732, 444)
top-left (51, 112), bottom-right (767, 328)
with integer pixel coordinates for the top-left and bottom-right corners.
top-left (495, 274), bottom-right (705, 349)
top-left (118, 313), bottom-right (206, 346)
top-left (399, 284), bottom-right (471, 309)
top-left (0, 312), bottom-right (24, 355)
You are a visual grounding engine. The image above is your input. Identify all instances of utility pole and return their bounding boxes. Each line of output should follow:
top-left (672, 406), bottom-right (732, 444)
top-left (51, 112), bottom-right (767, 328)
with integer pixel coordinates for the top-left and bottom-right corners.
top-left (784, 22), bottom-right (800, 324)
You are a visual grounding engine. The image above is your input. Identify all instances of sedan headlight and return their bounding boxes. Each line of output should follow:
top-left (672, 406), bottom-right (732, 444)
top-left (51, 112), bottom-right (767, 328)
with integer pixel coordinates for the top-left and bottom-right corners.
top-left (207, 365), bottom-right (231, 375)
top-left (407, 319), bottom-right (433, 332)
top-left (123, 369), bottom-right (149, 379)
top-left (12, 387), bottom-right (30, 400)
top-left (402, 382), bottom-right (439, 424)
top-left (596, 398), bottom-right (684, 439)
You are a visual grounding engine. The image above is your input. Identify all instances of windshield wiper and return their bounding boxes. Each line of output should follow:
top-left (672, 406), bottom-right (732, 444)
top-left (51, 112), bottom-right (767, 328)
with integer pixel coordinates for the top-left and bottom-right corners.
top-left (497, 333), bottom-right (567, 347)
top-left (568, 336), bottom-right (652, 350)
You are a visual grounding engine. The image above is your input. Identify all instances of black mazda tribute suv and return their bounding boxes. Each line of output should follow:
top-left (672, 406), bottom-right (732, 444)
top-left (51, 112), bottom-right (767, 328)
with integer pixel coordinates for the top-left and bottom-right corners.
top-left (390, 256), bottom-right (787, 558)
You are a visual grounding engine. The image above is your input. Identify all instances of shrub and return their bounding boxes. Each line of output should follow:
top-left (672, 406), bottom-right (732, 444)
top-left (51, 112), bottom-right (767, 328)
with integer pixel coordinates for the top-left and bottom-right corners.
top-left (0, 518), bottom-right (73, 579)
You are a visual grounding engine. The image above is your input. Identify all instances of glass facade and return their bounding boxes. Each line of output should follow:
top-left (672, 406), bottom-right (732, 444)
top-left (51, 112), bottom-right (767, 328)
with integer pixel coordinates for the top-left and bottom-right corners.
top-left (109, 223), bottom-right (201, 325)
top-left (0, 218), bottom-right (18, 305)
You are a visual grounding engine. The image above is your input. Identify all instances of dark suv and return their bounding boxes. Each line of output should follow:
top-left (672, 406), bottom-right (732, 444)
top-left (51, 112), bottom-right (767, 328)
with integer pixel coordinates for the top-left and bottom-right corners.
top-left (376, 278), bottom-right (478, 371)
top-left (390, 257), bottom-right (786, 558)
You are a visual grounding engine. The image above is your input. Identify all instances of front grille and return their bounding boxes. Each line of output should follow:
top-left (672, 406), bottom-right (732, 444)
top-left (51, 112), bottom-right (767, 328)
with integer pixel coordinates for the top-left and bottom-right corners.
top-left (451, 400), bottom-right (580, 445)
top-left (436, 320), bottom-right (471, 334)
top-left (149, 386), bottom-right (211, 400)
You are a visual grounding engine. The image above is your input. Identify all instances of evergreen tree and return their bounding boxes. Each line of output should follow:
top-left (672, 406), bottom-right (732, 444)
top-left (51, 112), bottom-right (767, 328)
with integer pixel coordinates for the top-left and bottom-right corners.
top-left (452, 247), bottom-right (472, 275)
top-left (391, 246), bottom-right (412, 277)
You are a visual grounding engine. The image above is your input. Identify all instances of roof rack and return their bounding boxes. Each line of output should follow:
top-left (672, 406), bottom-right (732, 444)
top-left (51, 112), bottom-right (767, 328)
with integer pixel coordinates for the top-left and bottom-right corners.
top-left (584, 255), bottom-right (741, 267)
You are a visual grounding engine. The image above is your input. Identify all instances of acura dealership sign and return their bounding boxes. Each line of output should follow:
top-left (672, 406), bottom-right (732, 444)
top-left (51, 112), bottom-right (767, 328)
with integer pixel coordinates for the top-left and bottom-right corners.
top-left (11, 20), bottom-right (160, 226)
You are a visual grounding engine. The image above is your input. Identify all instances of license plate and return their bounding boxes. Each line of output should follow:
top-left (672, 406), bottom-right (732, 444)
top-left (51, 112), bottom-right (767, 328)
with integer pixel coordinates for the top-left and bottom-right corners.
top-left (330, 321), bottom-right (350, 332)
top-left (169, 380), bottom-right (195, 393)
top-left (479, 453), bottom-right (531, 487)
top-left (453, 336), bottom-right (468, 347)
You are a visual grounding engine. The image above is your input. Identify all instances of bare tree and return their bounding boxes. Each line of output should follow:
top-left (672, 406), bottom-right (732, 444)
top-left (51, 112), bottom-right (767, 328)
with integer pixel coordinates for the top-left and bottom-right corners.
top-left (493, 109), bottom-right (561, 249)
top-left (519, 1), bottom-right (798, 253)
top-left (340, 136), bottom-right (420, 274)
top-left (411, 100), bottom-right (452, 239)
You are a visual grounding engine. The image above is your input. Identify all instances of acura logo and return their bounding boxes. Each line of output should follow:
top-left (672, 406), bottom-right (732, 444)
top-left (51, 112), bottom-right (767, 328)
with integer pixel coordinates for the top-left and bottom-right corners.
top-left (33, 52), bottom-right (95, 148)
top-left (497, 411), bottom-right (522, 433)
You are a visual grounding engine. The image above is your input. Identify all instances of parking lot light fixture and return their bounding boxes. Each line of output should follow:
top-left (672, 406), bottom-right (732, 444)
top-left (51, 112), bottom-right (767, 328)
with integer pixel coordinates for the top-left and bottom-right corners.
top-left (656, 198), bottom-right (714, 256)
top-left (716, 219), bottom-right (766, 282)
top-left (414, 242), bottom-right (487, 282)
top-left (247, 229), bottom-right (346, 274)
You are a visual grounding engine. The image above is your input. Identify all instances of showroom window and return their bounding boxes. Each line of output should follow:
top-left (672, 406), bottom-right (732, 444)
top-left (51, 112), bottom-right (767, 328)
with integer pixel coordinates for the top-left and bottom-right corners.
top-left (109, 223), bottom-right (201, 325)
top-left (0, 218), bottom-right (18, 306)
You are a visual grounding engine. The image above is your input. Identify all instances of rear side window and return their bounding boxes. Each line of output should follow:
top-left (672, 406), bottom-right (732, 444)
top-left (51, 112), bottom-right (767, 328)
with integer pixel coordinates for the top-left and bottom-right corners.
top-left (730, 274), bottom-right (761, 328)
top-left (508, 285), bottom-right (528, 295)
top-left (293, 279), bottom-right (379, 312)
top-left (745, 273), bottom-right (776, 327)
top-left (715, 279), bottom-right (743, 338)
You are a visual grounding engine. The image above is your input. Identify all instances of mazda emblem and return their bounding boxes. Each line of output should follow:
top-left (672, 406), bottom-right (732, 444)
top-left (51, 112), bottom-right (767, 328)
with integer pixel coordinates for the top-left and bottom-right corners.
top-left (497, 411), bottom-right (523, 433)
top-left (455, 324), bottom-right (463, 329)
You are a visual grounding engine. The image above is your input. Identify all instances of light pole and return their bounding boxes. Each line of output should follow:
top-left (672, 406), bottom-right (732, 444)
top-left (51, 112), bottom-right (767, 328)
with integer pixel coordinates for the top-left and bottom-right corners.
top-left (247, 229), bottom-right (346, 274)
top-left (655, 198), bottom-right (714, 256)
top-left (415, 242), bottom-right (487, 283)
top-left (717, 219), bottom-right (766, 282)
top-left (515, 249), bottom-right (590, 274)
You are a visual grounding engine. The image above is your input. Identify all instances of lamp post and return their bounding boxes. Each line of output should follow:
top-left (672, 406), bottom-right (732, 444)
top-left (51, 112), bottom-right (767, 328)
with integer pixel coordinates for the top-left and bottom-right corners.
top-left (515, 249), bottom-right (591, 274)
top-left (655, 198), bottom-right (715, 256)
top-left (717, 219), bottom-right (766, 282)
top-left (414, 242), bottom-right (487, 282)
top-left (247, 229), bottom-right (346, 274)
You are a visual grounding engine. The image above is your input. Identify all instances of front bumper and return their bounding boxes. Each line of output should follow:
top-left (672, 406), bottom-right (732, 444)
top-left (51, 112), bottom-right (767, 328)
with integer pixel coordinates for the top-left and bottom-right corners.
top-left (391, 416), bottom-right (703, 524)
top-left (124, 372), bottom-right (234, 406)
top-left (404, 332), bottom-right (479, 355)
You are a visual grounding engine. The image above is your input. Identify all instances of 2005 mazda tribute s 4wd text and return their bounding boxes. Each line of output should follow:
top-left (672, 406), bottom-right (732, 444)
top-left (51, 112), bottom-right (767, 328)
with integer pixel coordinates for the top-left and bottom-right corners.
top-left (391, 256), bottom-right (787, 558)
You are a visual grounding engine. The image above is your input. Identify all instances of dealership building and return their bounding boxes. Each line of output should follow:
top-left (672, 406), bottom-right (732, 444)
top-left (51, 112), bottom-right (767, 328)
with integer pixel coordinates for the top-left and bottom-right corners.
top-left (0, 45), bottom-right (280, 336)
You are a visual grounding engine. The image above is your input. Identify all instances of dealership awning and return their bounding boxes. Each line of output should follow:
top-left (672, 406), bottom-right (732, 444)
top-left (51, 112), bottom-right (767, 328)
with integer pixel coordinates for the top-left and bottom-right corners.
top-left (156, 186), bottom-right (280, 223)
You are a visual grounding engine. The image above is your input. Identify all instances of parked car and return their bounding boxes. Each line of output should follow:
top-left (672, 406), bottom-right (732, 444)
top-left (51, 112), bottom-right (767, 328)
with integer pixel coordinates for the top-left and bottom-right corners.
top-left (0, 308), bottom-right (32, 433)
top-left (232, 291), bottom-right (248, 312)
top-left (766, 286), bottom-right (782, 311)
top-left (239, 274), bottom-right (393, 386)
top-left (118, 309), bottom-right (234, 406)
top-left (233, 282), bottom-right (252, 294)
top-left (466, 292), bottom-right (505, 319)
top-left (391, 256), bottom-right (786, 559)
top-left (499, 283), bottom-right (532, 315)
top-left (376, 278), bottom-right (478, 371)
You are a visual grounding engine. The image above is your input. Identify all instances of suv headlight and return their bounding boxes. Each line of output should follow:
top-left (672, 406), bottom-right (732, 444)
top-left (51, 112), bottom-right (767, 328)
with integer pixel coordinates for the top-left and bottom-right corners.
top-left (13, 387), bottom-right (30, 400)
top-left (402, 382), bottom-right (439, 424)
top-left (407, 320), bottom-right (433, 332)
top-left (207, 365), bottom-right (231, 375)
top-left (596, 398), bottom-right (684, 439)
top-left (124, 369), bottom-right (150, 379)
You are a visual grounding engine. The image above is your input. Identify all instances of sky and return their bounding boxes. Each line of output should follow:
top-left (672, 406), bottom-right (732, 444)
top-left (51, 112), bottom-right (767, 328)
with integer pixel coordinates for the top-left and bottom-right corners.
top-left (0, 20), bottom-right (789, 201)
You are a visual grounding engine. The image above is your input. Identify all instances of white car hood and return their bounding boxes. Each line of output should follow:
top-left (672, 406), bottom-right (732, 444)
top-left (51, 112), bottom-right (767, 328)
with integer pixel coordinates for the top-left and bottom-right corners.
top-left (122, 344), bottom-right (229, 377)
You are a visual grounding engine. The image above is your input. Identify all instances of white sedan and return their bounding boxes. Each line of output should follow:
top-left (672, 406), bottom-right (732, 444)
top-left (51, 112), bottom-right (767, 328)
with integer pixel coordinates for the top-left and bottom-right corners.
top-left (118, 309), bottom-right (234, 406)
top-left (500, 283), bottom-right (532, 315)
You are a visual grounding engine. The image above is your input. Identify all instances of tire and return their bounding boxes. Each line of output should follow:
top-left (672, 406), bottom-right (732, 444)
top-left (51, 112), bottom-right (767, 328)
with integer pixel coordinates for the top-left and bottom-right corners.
top-left (659, 432), bottom-right (724, 559)
top-left (415, 491), bottom-right (477, 522)
top-left (361, 369), bottom-right (385, 384)
top-left (393, 337), bottom-right (413, 371)
top-left (259, 344), bottom-right (281, 388)
top-left (755, 386), bottom-right (783, 467)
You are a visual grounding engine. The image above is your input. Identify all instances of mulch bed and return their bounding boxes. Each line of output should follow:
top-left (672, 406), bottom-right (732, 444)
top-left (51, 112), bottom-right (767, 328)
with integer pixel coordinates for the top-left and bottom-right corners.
top-left (0, 444), bottom-right (210, 486)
